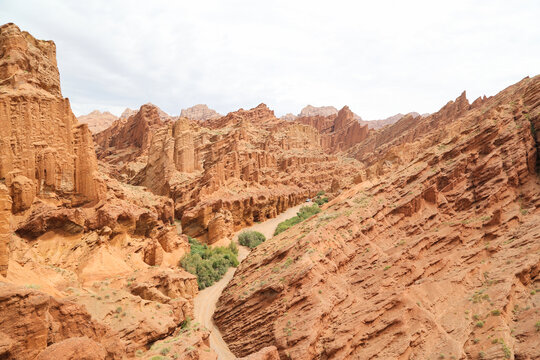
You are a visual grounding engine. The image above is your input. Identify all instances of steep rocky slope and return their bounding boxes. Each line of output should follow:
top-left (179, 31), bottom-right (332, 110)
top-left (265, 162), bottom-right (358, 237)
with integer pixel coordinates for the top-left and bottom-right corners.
top-left (78, 110), bottom-right (118, 133)
top-left (214, 76), bottom-right (540, 359)
top-left (295, 106), bottom-right (370, 153)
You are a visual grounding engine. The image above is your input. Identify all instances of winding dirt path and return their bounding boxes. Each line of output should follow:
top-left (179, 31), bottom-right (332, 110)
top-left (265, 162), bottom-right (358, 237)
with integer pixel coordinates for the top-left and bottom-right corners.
top-left (193, 203), bottom-right (306, 360)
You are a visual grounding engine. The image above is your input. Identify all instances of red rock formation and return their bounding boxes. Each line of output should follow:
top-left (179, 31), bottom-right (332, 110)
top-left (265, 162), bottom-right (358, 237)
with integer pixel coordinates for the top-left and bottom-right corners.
top-left (0, 24), bottom-right (212, 359)
top-left (95, 103), bottom-right (360, 243)
top-left (180, 104), bottom-right (221, 121)
top-left (0, 283), bottom-right (123, 360)
top-left (0, 185), bottom-right (10, 277)
top-left (296, 106), bottom-right (370, 153)
top-left (0, 23), bottom-right (103, 207)
top-left (94, 103), bottom-right (167, 164)
top-left (214, 76), bottom-right (540, 359)
top-left (0, 23), bottom-right (60, 97)
top-left (35, 337), bottom-right (108, 360)
top-left (238, 346), bottom-right (280, 360)
top-left (77, 110), bottom-right (118, 133)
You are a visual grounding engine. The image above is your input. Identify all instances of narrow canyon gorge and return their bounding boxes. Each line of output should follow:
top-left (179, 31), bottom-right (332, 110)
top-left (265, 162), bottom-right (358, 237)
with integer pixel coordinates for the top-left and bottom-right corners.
top-left (0, 21), bottom-right (539, 360)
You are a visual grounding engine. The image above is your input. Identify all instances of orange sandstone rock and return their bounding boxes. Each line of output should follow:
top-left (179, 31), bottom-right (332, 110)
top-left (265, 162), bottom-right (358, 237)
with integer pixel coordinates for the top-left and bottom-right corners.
top-left (214, 76), bottom-right (540, 359)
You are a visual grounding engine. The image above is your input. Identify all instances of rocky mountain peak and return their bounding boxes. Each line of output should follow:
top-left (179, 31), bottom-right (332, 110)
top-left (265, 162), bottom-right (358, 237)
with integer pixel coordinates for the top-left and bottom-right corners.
top-left (0, 23), bottom-right (61, 98)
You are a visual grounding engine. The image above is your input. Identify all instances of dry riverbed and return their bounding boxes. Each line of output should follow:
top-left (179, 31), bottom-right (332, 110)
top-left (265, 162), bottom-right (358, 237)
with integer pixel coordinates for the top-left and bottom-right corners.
top-left (193, 203), bottom-right (306, 359)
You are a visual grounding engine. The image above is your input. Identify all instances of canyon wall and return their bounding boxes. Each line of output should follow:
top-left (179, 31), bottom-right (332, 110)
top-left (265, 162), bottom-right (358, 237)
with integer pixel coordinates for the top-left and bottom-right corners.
top-left (214, 75), bottom-right (540, 359)
top-left (0, 23), bottom-right (103, 208)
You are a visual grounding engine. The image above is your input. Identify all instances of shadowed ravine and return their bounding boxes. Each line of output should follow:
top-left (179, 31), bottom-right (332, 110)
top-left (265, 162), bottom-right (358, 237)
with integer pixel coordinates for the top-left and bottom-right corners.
top-left (193, 203), bottom-right (306, 359)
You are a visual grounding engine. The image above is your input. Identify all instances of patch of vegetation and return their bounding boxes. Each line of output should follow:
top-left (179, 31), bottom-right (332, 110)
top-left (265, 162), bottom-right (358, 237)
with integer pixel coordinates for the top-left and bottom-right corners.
top-left (274, 205), bottom-right (321, 236)
top-left (180, 237), bottom-right (239, 289)
top-left (238, 230), bottom-right (266, 248)
top-left (501, 340), bottom-right (511, 359)
top-left (491, 309), bottom-right (501, 316)
top-left (469, 289), bottom-right (490, 303)
top-left (313, 192), bottom-right (329, 206)
top-left (476, 321), bottom-right (484, 328)
top-left (181, 316), bottom-right (192, 330)
top-left (535, 321), bottom-right (540, 332)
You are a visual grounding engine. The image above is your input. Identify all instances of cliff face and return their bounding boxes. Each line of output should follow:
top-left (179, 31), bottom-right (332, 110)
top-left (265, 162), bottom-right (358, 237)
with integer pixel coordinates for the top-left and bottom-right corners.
top-left (214, 76), bottom-right (540, 359)
top-left (0, 23), bottom-right (103, 209)
top-left (0, 23), bottom-right (60, 98)
top-left (94, 103), bottom-right (168, 164)
top-left (296, 106), bottom-right (370, 153)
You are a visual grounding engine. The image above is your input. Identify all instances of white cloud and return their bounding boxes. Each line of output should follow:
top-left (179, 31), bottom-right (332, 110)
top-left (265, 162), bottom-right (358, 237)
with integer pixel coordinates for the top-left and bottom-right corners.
top-left (2, 0), bottom-right (539, 118)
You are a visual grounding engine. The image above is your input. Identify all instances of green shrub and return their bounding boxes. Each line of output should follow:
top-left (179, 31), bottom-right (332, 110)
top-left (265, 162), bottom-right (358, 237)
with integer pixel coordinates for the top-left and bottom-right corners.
top-left (314, 196), bottom-right (329, 206)
top-left (238, 230), bottom-right (266, 248)
top-left (274, 205), bottom-right (321, 236)
top-left (180, 237), bottom-right (239, 289)
top-left (316, 190), bottom-right (326, 196)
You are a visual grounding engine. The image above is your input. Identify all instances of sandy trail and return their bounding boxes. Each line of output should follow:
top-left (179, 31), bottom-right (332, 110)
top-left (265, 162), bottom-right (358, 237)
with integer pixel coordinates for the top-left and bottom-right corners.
top-left (193, 203), bottom-right (306, 360)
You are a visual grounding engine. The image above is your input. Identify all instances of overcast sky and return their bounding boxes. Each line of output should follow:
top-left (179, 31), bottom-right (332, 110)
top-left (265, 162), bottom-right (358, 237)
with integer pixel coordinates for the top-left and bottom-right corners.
top-left (2, 0), bottom-right (539, 119)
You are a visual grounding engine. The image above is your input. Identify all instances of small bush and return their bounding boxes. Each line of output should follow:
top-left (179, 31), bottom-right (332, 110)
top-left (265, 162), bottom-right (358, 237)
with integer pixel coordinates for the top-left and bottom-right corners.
top-left (180, 238), bottom-right (239, 289)
top-left (238, 231), bottom-right (266, 248)
top-left (314, 196), bottom-right (329, 206)
top-left (476, 321), bottom-right (484, 328)
top-left (316, 190), bottom-right (325, 196)
top-left (274, 205), bottom-right (321, 236)
top-left (181, 316), bottom-right (191, 330)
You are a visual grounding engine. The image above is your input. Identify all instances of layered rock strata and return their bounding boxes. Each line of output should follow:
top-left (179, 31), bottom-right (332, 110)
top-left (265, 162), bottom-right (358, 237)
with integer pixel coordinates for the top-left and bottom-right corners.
top-left (214, 76), bottom-right (540, 359)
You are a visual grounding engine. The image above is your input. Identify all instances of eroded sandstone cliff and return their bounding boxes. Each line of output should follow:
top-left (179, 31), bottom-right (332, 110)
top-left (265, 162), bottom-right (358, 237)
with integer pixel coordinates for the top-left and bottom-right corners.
top-left (0, 23), bottom-right (218, 360)
top-left (214, 76), bottom-right (540, 359)
top-left (0, 23), bottom-right (104, 209)
top-left (98, 102), bottom-right (363, 244)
